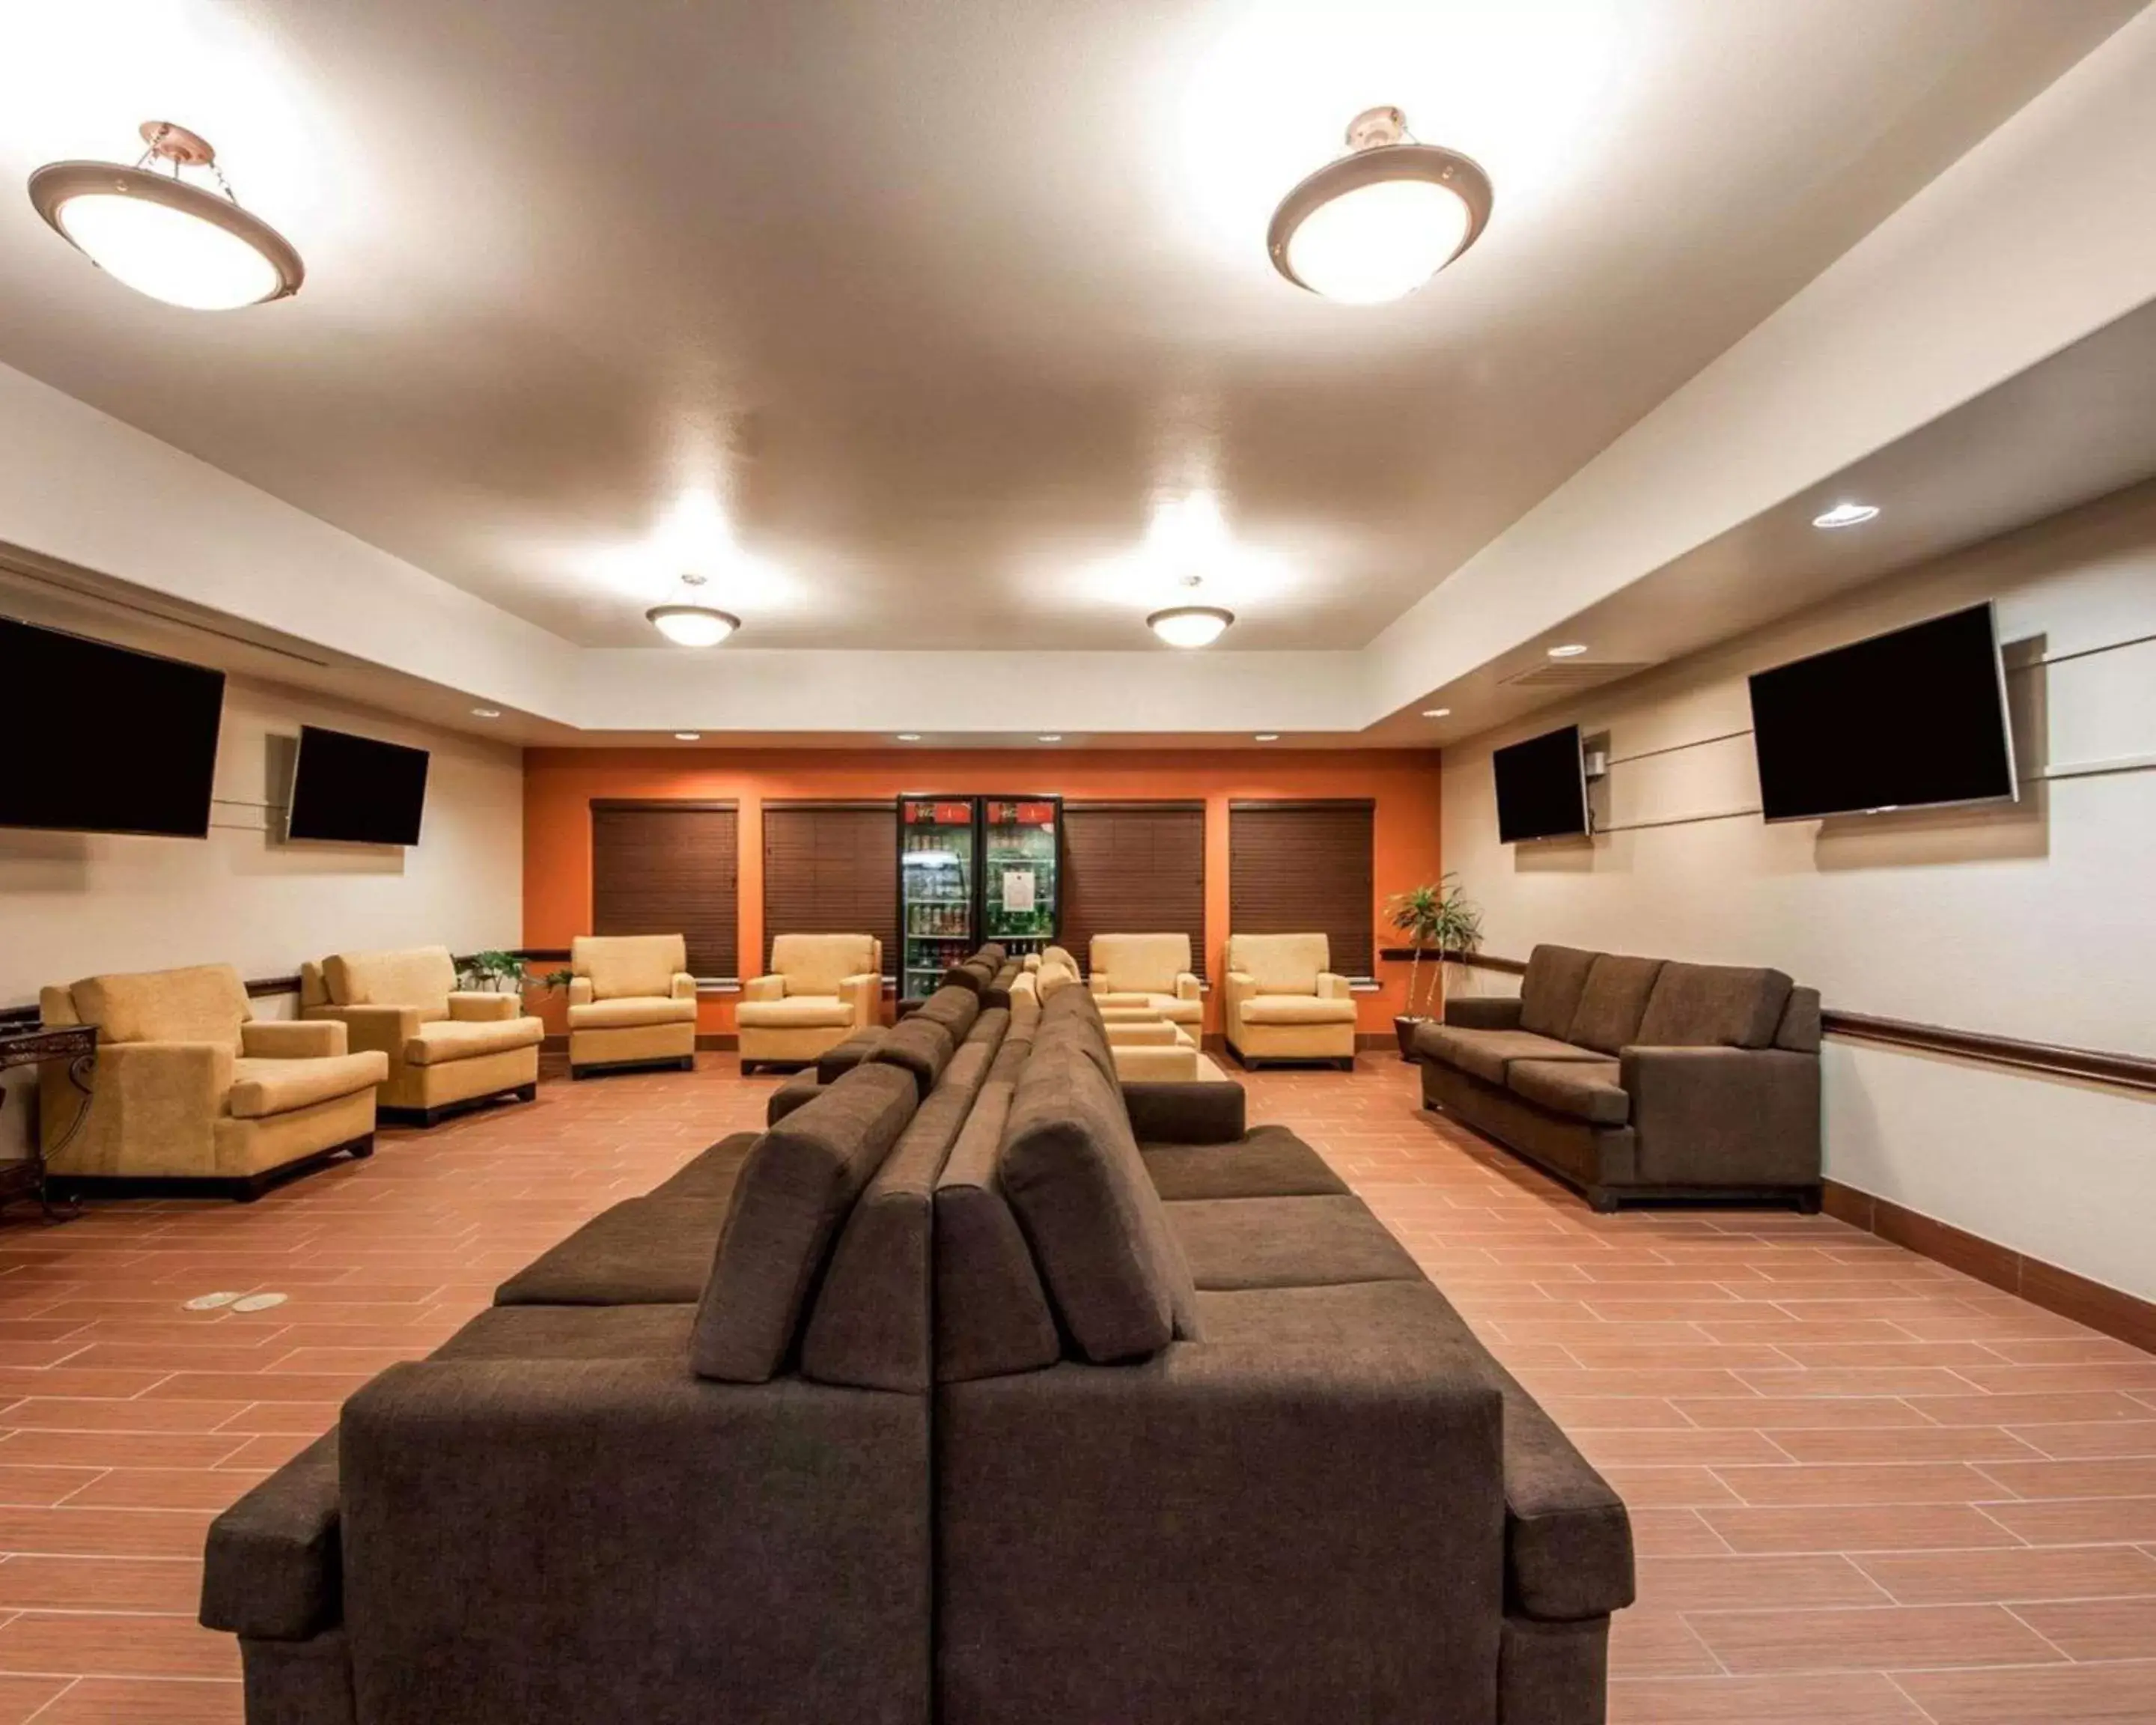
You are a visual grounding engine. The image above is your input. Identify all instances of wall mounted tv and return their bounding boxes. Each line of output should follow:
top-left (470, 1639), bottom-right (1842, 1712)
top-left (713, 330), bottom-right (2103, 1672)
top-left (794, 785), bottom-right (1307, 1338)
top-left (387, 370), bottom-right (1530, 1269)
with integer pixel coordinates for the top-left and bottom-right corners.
top-left (1747, 602), bottom-right (2017, 822)
top-left (0, 618), bottom-right (225, 838)
top-left (1493, 724), bottom-right (1589, 843)
top-left (286, 725), bottom-right (430, 845)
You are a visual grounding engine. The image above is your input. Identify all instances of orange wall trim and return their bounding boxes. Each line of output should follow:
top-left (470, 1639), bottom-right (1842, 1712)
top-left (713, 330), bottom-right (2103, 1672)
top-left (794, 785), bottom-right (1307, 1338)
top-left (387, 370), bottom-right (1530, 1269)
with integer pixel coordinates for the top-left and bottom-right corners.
top-left (524, 747), bottom-right (1444, 1037)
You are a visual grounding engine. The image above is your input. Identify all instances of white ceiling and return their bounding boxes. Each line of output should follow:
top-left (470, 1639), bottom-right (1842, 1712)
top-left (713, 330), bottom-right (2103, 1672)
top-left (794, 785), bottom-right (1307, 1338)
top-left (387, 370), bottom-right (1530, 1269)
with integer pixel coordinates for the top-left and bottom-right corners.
top-left (0, 0), bottom-right (2140, 654)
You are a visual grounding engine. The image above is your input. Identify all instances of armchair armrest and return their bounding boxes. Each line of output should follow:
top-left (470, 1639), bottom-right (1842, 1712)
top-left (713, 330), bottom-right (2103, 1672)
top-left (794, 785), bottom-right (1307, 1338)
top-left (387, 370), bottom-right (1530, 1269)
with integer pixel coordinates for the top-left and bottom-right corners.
top-left (201, 1432), bottom-right (341, 1640)
top-left (46, 1040), bottom-right (231, 1162)
top-left (1174, 971), bottom-right (1202, 1002)
top-left (840, 971), bottom-right (880, 1026)
top-left (1618, 1045), bottom-right (1821, 1188)
top-left (1086, 976), bottom-right (1112, 997)
top-left (305, 1006), bottom-right (422, 1062)
top-left (567, 976), bottom-right (594, 1007)
top-left (242, 1020), bottom-right (348, 1059)
top-left (671, 972), bottom-right (699, 1002)
top-left (1318, 971), bottom-right (1353, 1000)
top-left (1109, 1043), bottom-right (1201, 1082)
top-left (1103, 1020), bottom-right (1179, 1046)
top-left (1121, 1080), bottom-right (1246, 1144)
top-left (1444, 995), bottom-right (1523, 1029)
top-left (448, 991), bottom-right (518, 1023)
top-left (742, 974), bottom-right (785, 1003)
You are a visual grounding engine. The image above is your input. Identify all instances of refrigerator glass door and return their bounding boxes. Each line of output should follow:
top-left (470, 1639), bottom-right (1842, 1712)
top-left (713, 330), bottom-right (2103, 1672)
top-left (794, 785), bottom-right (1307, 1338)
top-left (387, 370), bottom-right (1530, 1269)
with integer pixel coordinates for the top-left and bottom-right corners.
top-left (981, 797), bottom-right (1059, 957)
top-left (898, 798), bottom-right (975, 998)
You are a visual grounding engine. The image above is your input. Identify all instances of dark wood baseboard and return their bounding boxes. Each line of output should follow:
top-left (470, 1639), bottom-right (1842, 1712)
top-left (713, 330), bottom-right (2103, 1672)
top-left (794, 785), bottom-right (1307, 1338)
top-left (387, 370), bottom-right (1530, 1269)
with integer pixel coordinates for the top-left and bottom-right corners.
top-left (1823, 1179), bottom-right (2156, 1355)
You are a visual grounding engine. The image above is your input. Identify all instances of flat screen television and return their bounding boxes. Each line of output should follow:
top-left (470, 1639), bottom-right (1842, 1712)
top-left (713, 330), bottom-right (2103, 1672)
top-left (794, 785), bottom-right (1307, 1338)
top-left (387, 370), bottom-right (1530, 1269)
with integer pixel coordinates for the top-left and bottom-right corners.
top-left (287, 725), bottom-right (430, 845)
top-left (0, 618), bottom-right (225, 838)
top-left (1747, 603), bottom-right (2016, 822)
top-left (1493, 724), bottom-right (1589, 843)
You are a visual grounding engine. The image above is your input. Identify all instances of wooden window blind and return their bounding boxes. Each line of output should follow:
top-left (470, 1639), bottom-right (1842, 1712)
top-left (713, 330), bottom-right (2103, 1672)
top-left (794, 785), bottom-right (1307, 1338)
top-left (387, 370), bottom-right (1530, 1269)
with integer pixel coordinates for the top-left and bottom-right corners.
top-left (1062, 802), bottom-right (1208, 980)
top-left (1227, 800), bottom-right (1375, 979)
top-left (590, 800), bottom-right (739, 979)
top-left (761, 801), bottom-right (899, 974)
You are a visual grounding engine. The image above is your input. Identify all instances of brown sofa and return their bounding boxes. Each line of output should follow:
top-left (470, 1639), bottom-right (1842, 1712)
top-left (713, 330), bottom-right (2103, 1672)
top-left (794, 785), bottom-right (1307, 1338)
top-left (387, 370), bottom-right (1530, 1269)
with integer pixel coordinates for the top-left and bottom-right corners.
top-left (1413, 943), bottom-right (1822, 1211)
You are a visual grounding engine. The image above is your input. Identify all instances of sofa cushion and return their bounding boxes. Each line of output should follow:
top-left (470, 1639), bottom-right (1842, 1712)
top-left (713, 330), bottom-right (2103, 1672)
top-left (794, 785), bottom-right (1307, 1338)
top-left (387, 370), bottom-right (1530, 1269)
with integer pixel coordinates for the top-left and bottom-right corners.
top-left (323, 946), bottom-right (457, 1014)
top-left (566, 994), bottom-right (697, 1030)
top-left (228, 1052), bottom-right (390, 1120)
top-left (573, 933), bottom-right (686, 1001)
top-left (432, 1302), bottom-right (695, 1361)
top-left (72, 964), bottom-right (249, 1050)
top-left (1507, 1059), bottom-right (1630, 1126)
top-left (645, 1131), bottom-right (760, 1202)
top-left (199, 1429), bottom-right (341, 1640)
top-left (1636, 961), bottom-right (1794, 1050)
top-left (1092, 932), bottom-right (1192, 997)
top-left (912, 985), bottom-right (981, 1046)
top-left (769, 932), bottom-right (876, 999)
top-left (999, 1041), bottom-right (1202, 1363)
top-left (1226, 931), bottom-right (1328, 994)
top-left (868, 1015), bottom-right (955, 1100)
top-left (1168, 1194), bottom-right (1424, 1289)
top-left (1518, 945), bottom-right (1600, 1040)
top-left (736, 995), bottom-right (856, 1029)
top-left (1141, 1125), bottom-right (1349, 1201)
top-left (1775, 985), bottom-right (1823, 1053)
top-left (1236, 994), bottom-right (1358, 1026)
top-left (689, 1062), bottom-right (917, 1382)
top-left (934, 1075), bottom-right (1062, 1383)
top-left (1565, 955), bottom-right (1666, 1054)
top-left (816, 1026), bottom-right (886, 1083)
top-left (766, 1071), bottom-right (823, 1125)
top-left (1417, 1026), bottom-right (1605, 1087)
top-left (404, 1017), bottom-right (543, 1065)
top-left (493, 1197), bottom-right (725, 1305)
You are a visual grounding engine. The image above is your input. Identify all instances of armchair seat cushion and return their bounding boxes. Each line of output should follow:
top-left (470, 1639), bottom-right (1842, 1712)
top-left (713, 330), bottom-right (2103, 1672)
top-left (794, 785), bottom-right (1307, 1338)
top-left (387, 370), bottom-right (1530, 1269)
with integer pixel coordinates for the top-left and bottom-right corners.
top-left (737, 995), bottom-right (857, 1029)
top-left (1417, 1026), bottom-right (1604, 1086)
top-left (228, 1053), bottom-right (391, 1121)
top-left (404, 1017), bottom-right (543, 1065)
top-left (1097, 992), bottom-right (1202, 1025)
top-left (1507, 1059), bottom-right (1630, 1126)
top-left (567, 995), bottom-right (697, 1031)
top-left (1235, 994), bottom-right (1358, 1027)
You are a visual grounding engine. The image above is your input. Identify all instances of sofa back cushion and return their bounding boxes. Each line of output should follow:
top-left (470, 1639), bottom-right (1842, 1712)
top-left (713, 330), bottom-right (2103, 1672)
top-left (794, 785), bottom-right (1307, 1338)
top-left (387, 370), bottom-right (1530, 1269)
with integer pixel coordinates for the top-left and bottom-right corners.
top-left (1092, 933), bottom-right (1190, 997)
top-left (1006, 970), bottom-right (1041, 1033)
top-left (803, 1017), bottom-right (1006, 1393)
top-left (70, 964), bottom-right (249, 1050)
top-left (1565, 954), bottom-right (1666, 1054)
top-left (1227, 931), bottom-right (1327, 994)
top-left (913, 984), bottom-right (981, 1047)
top-left (770, 933), bottom-right (876, 998)
top-left (689, 1062), bottom-right (917, 1383)
top-left (1519, 945), bottom-right (1600, 1040)
top-left (1035, 952), bottom-right (1082, 1000)
top-left (868, 1015), bottom-right (955, 1100)
top-left (999, 1039), bottom-right (1202, 1363)
top-left (816, 1026), bottom-right (886, 1083)
top-left (1636, 961), bottom-right (1795, 1050)
top-left (1775, 985), bottom-right (1823, 1053)
top-left (1038, 985), bottom-right (1119, 1089)
top-left (573, 934), bottom-right (685, 1001)
top-left (934, 1064), bottom-right (1061, 1381)
top-left (323, 946), bottom-right (457, 1014)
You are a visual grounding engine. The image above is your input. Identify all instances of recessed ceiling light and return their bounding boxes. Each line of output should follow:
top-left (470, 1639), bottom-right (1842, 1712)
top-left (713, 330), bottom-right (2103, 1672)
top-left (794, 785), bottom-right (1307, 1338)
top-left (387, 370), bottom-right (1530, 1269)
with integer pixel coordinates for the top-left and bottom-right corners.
top-left (1269, 107), bottom-right (1493, 304)
top-left (471, 708), bottom-right (502, 720)
top-left (1812, 502), bottom-right (1881, 529)
top-left (1038, 734), bottom-right (1063, 743)
top-left (646, 573), bottom-right (740, 647)
top-left (1148, 605), bottom-right (1235, 648)
top-left (1253, 732), bottom-right (1279, 742)
top-left (1421, 707), bottom-right (1452, 719)
top-left (28, 121), bottom-right (304, 310)
top-left (1547, 643), bottom-right (1589, 658)
top-left (895, 733), bottom-right (922, 742)
top-left (674, 732), bottom-right (701, 742)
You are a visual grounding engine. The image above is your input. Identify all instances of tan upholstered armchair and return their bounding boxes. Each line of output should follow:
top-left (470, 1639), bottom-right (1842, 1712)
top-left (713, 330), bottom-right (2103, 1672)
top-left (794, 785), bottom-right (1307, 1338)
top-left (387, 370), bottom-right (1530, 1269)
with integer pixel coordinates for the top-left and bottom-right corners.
top-left (1088, 933), bottom-right (1202, 1028)
top-left (1100, 1017), bottom-right (1228, 1083)
top-left (567, 934), bottom-right (698, 1077)
top-left (737, 934), bottom-right (882, 1072)
top-left (1222, 932), bottom-right (1359, 1070)
top-left (300, 946), bottom-right (543, 1127)
top-left (38, 964), bottom-right (387, 1199)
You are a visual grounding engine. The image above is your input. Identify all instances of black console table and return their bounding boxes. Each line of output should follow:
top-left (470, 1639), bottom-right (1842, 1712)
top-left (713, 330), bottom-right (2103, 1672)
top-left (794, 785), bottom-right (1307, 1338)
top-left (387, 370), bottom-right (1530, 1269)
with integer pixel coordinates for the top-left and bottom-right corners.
top-left (0, 1023), bottom-right (95, 1220)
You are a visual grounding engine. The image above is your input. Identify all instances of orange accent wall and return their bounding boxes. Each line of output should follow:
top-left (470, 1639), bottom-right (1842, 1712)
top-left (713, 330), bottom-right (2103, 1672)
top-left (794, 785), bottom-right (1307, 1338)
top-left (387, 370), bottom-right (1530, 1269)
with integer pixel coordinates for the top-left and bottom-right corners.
top-left (524, 748), bottom-right (1444, 1038)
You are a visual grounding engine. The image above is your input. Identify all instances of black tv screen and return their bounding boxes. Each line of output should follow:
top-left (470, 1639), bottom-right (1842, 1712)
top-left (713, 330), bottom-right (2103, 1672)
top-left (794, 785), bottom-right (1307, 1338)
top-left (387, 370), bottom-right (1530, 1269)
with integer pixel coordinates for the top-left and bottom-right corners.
top-left (287, 725), bottom-right (430, 845)
top-left (0, 618), bottom-right (224, 837)
top-left (1748, 603), bottom-right (2016, 821)
top-left (1494, 725), bottom-right (1589, 843)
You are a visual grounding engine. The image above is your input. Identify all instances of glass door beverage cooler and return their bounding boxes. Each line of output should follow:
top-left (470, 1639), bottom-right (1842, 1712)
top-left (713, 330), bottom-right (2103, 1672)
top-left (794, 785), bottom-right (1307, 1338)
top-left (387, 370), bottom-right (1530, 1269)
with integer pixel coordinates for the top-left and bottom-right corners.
top-left (896, 794), bottom-right (1064, 998)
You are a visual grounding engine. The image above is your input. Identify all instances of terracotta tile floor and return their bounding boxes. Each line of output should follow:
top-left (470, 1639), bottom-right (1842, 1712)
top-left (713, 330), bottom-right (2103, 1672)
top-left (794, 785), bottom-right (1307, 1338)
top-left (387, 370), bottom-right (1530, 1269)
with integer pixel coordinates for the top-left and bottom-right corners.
top-left (0, 1053), bottom-right (2148, 1723)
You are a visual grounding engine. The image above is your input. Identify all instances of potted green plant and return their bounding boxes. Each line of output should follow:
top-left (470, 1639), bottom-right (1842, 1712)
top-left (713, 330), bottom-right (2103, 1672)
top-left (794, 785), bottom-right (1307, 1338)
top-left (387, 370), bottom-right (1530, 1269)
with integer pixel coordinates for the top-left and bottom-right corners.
top-left (1384, 875), bottom-right (1482, 1059)
top-left (457, 950), bottom-right (528, 996)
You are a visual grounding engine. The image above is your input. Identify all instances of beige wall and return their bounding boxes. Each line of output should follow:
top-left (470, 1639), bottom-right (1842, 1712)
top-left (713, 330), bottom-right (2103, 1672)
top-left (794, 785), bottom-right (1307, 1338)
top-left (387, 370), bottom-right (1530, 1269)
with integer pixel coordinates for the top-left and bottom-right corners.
top-left (1441, 484), bottom-right (2156, 1300)
top-left (0, 676), bottom-right (523, 1154)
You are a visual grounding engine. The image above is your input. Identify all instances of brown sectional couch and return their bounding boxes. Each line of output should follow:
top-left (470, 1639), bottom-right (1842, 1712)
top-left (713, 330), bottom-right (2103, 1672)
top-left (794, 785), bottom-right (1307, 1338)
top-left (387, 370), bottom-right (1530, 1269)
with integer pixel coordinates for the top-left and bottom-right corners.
top-left (1414, 943), bottom-right (1822, 1211)
top-left (202, 966), bottom-right (1630, 1725)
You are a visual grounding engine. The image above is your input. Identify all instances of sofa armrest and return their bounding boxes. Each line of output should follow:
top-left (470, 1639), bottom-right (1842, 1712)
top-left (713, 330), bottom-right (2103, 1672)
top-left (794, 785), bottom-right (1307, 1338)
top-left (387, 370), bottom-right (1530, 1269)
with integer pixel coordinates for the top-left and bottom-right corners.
top-left (567, 976), bottom-right (594, 1007)
top-left (1175, 971), bottom-right (1202, 1002)
top-left (305, 1006), bottom-right (421, 1062)
top-left (1444, 996), bottom-right (1523, 1030)
top-left (201, 1432), bottom-right (341, 1640)
top-left (447, 992), bottom-right (518, 1023)
top-left (940, 1348), bottom-right (1502, 1717)
top-left (1618, 1045), bottom-right (1821, 1188)
top-left (742, 974), bottom-right (785, 1003)
top-left (840, 971), bottom-right (881, 1026)
top-left (338, 1359), bottom-right (928, 1718)
top-left (1121, 1080), bottom-right (1246, 1145)
top-left (671, 972), bottom-right (699, 1002)
top-left (1317, 970), bottom-right (1353, 1000)
top-left (242, 1020), bottom-right (347, 1059)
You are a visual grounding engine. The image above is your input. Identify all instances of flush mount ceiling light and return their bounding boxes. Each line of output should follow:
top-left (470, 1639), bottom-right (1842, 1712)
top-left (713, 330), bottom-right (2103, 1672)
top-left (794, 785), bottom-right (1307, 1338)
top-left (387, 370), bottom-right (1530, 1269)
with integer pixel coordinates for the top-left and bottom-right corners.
top-left (1268, 107), bottom-right (1493, 305)
top-left (28, 121), bottom-right (304, 310)
top-left (645, 574), bottom-right (740, 647)
top-left (1147, 605), bottom-right (1235, 648)
top-left (1813, 502), bottom-right (1881, 529)
top-left (1547, 643), bottom-right (1589, 658)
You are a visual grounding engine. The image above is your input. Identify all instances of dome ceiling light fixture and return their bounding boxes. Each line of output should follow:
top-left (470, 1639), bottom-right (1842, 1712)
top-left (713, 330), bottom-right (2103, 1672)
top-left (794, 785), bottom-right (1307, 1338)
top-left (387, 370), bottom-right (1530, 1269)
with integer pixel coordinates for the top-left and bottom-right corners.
top-left (646, 574), bottom-right (740, 647)
top-left (28, 121), bottom-right (305, 310)
top-left (1268, 106), bottom-right (1493, 305)
top-left (1147, 604), bottom-right (1235, 648)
